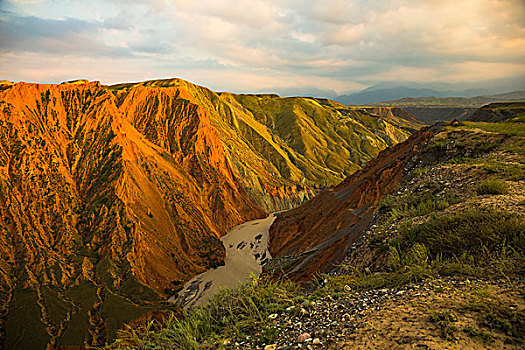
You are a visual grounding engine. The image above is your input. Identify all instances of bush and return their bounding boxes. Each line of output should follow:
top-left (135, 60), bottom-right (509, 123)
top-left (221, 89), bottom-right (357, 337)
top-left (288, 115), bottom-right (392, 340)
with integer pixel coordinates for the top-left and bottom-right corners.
top-left (378, 188), bottom-right (460, 225)
top-left (430, 310), bottom-right (458, 340)
top-left (476, 179), bottom-right (508, 195)
top-left (399, 209), bottom-right (524, 260)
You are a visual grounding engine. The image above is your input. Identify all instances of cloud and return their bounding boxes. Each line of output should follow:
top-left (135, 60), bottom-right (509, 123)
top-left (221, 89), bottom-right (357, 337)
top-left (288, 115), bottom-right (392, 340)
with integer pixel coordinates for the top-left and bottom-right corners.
top-left (309, 0), bottom-right (357, 24)
top-left (103, 11), bottom-right (134, 31)
top-left (0, 11), bottom-right (131, 57)
top-left (321, 23), bottom-right (364, 45)
top-left (1, 0), bottom-right (525, 94)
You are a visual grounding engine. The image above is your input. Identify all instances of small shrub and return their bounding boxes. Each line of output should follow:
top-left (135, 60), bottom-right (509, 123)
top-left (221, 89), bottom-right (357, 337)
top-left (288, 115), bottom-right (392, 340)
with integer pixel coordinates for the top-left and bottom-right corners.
top-left (476, 179), bottom-right (508, 195)
top-left (430, 310), bottom-right (458, 340)
top-left (463, 290), bottom-right (525, 344)
top-left (428, 139), bottom-right (449, 152)
top-left (463, 325), bottom-right (492, 343)
top-left (483, 160), bottom-right (525, 180)
top-left (413, 166), bottom-right (430, 176)
top-left (400, 209), bottom-right (524, 259)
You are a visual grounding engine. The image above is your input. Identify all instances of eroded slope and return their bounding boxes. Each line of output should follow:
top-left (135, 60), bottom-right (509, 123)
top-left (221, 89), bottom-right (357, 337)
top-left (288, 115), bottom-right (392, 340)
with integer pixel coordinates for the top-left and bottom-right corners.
top-left (267, 128), bottom-right (434, 282)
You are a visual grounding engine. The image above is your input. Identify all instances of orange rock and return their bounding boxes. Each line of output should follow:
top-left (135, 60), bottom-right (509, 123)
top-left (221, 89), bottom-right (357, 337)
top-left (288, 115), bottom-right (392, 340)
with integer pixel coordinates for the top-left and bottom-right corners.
top-left (297, 332), bottom-right (312, 343)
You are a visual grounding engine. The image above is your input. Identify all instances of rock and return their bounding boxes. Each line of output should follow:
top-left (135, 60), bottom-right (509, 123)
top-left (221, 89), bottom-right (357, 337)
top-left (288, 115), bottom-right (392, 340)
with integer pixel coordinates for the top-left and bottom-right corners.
top-left (312, 338), bottom-right (321, 345)
top-left (297, 333), bottom-right (312, 343)
top-left (268, 313), bottom-right (278, 320)
top-left (264, 344), bottom-right (277, 350)
top-left (396, 337), bottom-right (410, 344)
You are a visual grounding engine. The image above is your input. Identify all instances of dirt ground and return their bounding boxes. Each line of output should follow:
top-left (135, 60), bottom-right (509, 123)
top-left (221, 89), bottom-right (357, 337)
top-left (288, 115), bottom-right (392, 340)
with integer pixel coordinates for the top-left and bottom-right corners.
top-left (332, 278), bottom-right (525, 350)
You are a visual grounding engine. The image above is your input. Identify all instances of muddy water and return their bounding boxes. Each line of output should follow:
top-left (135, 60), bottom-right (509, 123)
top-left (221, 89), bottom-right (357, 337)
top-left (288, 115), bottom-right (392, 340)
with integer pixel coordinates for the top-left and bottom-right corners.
top-left (170, 213), bottom-right (278, 309)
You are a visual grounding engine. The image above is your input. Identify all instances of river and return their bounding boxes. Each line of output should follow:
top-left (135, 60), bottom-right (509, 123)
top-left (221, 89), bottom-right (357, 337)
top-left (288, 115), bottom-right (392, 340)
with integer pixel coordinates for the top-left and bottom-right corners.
top-left (170, 213), bottom-right (278, 309)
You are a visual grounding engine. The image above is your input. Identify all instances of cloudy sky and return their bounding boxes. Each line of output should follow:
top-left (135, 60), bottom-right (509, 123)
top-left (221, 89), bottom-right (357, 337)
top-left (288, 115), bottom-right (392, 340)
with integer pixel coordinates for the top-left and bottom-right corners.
top-left (1, 0), bottom-right (524, 95)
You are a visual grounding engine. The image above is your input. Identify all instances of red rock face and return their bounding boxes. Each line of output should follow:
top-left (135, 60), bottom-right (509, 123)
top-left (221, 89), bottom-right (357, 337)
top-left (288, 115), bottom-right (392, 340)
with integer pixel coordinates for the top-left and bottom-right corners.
top-left (268, 129), bottom-right (434, 282)
top-left (0, 81), bottom-right (265, 348)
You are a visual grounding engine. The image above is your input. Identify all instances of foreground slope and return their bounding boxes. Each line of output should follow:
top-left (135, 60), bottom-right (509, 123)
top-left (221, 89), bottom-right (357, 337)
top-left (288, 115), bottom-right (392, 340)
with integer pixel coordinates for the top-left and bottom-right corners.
top-left (0, 79), bottom-right (421, 349)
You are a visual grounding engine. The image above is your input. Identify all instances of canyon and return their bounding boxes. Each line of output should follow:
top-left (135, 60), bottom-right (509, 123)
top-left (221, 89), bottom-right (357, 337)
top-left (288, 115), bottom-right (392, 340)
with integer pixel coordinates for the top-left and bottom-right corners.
top-left (0, 78), bottom-right (423, 349)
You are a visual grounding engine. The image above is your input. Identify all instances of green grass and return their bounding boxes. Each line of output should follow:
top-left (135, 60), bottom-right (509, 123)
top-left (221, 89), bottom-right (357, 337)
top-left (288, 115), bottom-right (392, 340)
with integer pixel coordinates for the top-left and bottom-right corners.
top-left (347, 208), bottom-right (525, 291)
top-left (462, 121), bottom-right (525, 137)
top-left (502, 139), bottom-right (525, 157)
top-left (482, 159), bottom-right (525, 180)
top-left (397, 209), bottom-right (524, 260)
top-left (390, 197), bottom-right (451, 220)
top-left (430, 310), bottom-right (458, 340)
top-left (476, 179), bottom-right (508, 195)
top-left (106, 276), bottom-right (300, 349)
top-left (462, 288), bottom-right (525, 344)
top-left (377, 188), bottom-right (461, 226)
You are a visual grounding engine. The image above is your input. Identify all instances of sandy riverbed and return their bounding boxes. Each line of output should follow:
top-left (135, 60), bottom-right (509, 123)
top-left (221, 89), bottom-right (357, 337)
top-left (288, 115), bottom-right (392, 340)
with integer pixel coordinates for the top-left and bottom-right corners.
top-left (170, 213), bottom-right (278, 309)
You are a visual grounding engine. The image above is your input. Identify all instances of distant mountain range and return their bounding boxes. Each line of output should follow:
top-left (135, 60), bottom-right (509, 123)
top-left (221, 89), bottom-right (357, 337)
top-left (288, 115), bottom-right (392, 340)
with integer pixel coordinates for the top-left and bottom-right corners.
top-left (336, 86), bottom-right (445, 105)
top-left (267, 76), bottom-right (525, 101)
top-left (334, 85), bottom-right (525, 106)
top-left (365, 90), bottom-right (525, 124)
top-left (368, 90), bottom-right (525, 108)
